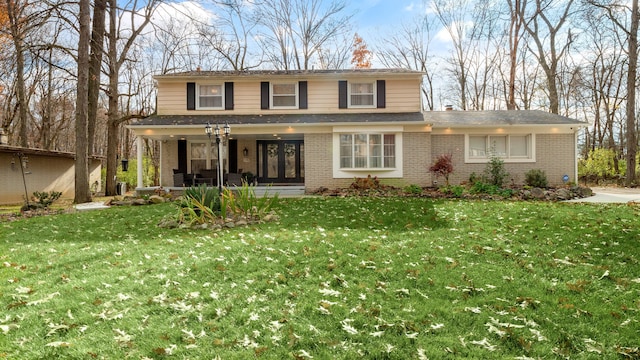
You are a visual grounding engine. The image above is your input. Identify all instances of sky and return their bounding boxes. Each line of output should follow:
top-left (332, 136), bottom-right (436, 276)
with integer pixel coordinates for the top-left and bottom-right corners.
top-left (348, 0), bottom-right (427, 39)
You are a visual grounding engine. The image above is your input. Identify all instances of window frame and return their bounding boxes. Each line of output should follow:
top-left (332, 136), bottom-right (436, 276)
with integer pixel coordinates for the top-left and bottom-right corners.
top-left (347, 81), bottom-right (376, 108)
top-left (332, 127), bottom-right (403, 179)
top-left (196, 83), bottom-right (224, 110)
top-left (465, 133), bottom-right (535, 163)
top-left (270, 82), bottom-right (299, 109)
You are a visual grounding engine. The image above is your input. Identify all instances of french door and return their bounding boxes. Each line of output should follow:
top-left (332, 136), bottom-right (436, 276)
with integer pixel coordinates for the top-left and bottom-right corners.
top-left (257, 140), bottom-right (304, 184)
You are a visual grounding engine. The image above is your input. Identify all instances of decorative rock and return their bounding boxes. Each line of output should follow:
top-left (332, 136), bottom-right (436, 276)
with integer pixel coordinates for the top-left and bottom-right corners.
top-left (235, 219), bottom-right (248, 227)
top-left (224, 222), bottom-right (235, 228)
top-left (149, 195), bottom-right (165, 204)
top-left (530, 187), bottom-right (545, 199)
top-left (555, 188), bottom-right (573, 200)
top-left (132, 199), bottom-right (148, 206)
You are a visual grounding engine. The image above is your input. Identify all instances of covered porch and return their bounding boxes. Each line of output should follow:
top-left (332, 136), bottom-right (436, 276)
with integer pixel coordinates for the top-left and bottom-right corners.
top-left (129, 119), bottom-right (307, 194)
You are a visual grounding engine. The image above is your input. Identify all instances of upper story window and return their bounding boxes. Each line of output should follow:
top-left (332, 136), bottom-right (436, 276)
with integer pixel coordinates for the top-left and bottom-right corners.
top-left (197, 84), bottom-right (224, 109)
top-left (339, 133), bottom-right (396, 169)
top-left (271, 83), bottom-right (298, 108)
top-left (349, 82), bottom-right (375, 108)
top-left (261, 81), bottom-right (307, 110)
top-left (187, 82), bottom-right (233, 111)
top-left (467, 134), bottom-right (534, 162)
top-left (339, 80), bottom-right (385, 109)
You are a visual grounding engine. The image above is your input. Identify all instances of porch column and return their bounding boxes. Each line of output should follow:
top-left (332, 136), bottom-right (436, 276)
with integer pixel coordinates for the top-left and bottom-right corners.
top-left (137, 136), bottom-right (144, 189)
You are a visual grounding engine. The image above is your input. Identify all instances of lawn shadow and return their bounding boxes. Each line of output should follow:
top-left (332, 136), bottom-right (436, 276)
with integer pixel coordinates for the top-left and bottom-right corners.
top-left (276, 197), bottom-right (449, 232)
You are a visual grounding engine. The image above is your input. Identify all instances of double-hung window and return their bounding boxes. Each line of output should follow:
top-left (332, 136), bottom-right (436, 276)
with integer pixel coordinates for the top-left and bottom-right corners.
top-left (339, 133), bottom-right (396, 169)
top-left (198, 84), bottom-right (223, 109)
top-left (271, 83), bottom-right (298, 108)
top-left (348, 82), bottom-right (375, 107)
top-left (467, 134), bottom-right (533, 161)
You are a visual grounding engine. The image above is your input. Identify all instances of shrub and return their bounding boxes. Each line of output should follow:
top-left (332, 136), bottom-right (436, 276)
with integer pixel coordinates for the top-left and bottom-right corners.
top-left (223, 181), bottom-right (279, 221)
top-left (440, 185), bottom-right (465, 197)
top-left (578, 148), bottom-right (626, 183)
top-left (525, 169), bottom-right (548, 188)
top-left (177, 185), bottom-right (221, 224)
top-left (484, 155), bottom-right (509, 187)
top-left (32, 191), bottom-right (62, 208)
top-left (403, 184), bottom-right (423, 195)
top-left (351, 175), bottom-right (382, 190)
top-left (429, 153), bottom-right (454, 186)
top-left (470, 181), bottom-right (501, 195)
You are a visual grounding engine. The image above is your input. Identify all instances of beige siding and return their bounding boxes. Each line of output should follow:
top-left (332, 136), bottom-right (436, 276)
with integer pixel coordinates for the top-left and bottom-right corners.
top-left (156, 77), bottom-right (421, 116)
top-left (0, 152), bottom-right (101, 205)
top-left (431, 133), bottom-right (576, 186)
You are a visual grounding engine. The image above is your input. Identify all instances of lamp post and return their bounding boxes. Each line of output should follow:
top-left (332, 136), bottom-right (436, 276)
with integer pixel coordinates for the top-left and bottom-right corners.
top-left (205, 122), bottom-right (230, 195)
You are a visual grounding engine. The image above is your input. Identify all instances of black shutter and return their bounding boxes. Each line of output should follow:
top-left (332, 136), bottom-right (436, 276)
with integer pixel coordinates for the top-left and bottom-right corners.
top-left (299, 81), bottom-right (308, 109)
top-left (178, 139), bottom-right (187, 174)
top-left (338, 80), bottom-right (347, 109)
top-left (225, 82), bottom-right (234, 110)
top-left (376, 80), bottom-right (386, 108)
top-left (186, 82), bottom-right (196, 110)
top-left (261, 82), bottom-right (270, 109)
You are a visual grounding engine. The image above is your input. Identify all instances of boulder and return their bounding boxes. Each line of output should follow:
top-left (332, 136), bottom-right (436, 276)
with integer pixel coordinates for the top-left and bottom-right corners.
top-left (149, 195), bottom-right (166, 204)
top-left (530, 187), bottom-right (545, 199)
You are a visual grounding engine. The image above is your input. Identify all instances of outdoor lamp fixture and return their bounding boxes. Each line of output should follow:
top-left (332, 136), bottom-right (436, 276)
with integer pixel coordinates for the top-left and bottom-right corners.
top-left (243, 147), bottom-right (249, 157)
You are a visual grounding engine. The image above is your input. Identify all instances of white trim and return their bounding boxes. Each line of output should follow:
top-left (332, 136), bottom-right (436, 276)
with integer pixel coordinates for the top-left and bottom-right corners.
top-left (270, 82), bottom-right (299, 109)
top-left (196, 83), bottom-right (224, 110)
top-left (464, 133), bottom-right (536, 163)
top-left (347, 80), bottom-right (376, 108)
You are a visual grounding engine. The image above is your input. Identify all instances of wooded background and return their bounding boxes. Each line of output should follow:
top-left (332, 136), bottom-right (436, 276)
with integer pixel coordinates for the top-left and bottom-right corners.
top-left (0, 0), bottom-right (638, 200)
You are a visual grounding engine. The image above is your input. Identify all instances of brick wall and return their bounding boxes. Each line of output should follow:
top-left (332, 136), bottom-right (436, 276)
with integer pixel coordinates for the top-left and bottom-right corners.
top-left (304, 132), bottom-right (432, 191)
top-left (431, 133), bottom-right (576, 186)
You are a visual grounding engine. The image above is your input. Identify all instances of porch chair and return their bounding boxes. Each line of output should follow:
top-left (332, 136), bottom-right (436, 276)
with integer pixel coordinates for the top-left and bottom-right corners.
top-left (226, 172), bottom-right (243, 186)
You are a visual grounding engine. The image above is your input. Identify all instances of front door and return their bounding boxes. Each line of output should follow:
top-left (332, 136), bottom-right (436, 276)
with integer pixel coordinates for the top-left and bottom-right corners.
top-left (257, 140), bottom-right (304, 184)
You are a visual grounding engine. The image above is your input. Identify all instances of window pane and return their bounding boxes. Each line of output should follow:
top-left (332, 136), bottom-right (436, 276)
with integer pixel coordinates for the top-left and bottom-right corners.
top-left (200, 96), bottom-right (222, 108)
top-left (489, 136), bottom-right (507, 156)
top-left (351, 83), bottom-right (373, 94)
top-left (199, 85), bottom-right (223, 108)
top-left (354, 134), bottom-right (367, 168)
top-left (273, 95), bottom-right (296, 107)
top-left (351, 94), bottom-right (374, 106)
top-left (510, 135), bottom-right (529, 157)
top-left (384, 134), bottom-right (395, 168)
top-left (200, 85), bottom-right (222, 95)
top-left (469, 136), bottom-right (486, 157)
top-left (272, 83), bottom-right (295, 95)
top-left (340, 135), bottom-right (352, 168)
top-left (369, 134), bottom-right (382, 168)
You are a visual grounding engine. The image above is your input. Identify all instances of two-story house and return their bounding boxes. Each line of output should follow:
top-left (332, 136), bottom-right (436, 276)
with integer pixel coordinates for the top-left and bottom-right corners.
top-left (128, 69), bottom-right (584, 193)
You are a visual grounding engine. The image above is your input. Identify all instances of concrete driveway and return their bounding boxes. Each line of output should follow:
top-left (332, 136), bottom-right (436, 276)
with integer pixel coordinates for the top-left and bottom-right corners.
top-left (567, 186), bottom-right (640, 203)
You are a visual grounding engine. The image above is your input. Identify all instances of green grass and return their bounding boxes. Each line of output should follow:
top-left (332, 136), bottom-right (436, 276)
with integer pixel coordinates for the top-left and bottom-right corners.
top-left (1, 198), bottom-right (639, 359)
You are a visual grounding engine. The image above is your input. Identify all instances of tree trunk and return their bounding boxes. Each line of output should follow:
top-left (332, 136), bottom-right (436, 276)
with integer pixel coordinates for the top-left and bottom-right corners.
top-left (88, 0), bottom-right (107, 156)
top-left (104, 0), bottom-right (119, 196)
top-left (74, 0), bottom-right (92, 203)
top-left (6, 0), bottom-right (29, 147)
top-left (626, 0), bottom-right (638, 185)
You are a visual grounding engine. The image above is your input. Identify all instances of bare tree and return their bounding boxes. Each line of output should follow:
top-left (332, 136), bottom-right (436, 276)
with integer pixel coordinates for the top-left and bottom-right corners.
top-left (75, 0), bottom-right (91, 203)
top-left (520, 0), bottom-right (575, 114)
top-left (104, 0), bottom-right (158, 196)
top-left (432, 0), bottom-right (499, 110)
top-left (506, 0), bottom-right (527, 109)
top-left (198, 0), bottom-right (260, 70)
top-left (255, 0), bottom-right (353, 70)
top-left (587, 0), bottom-right (639, 184)
top-left (2, 0), bottom-right (49, 147)
top-left (376, 17), bottom-right (436, 110)
top-left (88, 0), bottom-right (107, 155)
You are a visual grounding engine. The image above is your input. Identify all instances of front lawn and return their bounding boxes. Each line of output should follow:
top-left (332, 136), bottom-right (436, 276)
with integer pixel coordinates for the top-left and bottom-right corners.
top-left (1, 198), bottom-right (638, 359)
